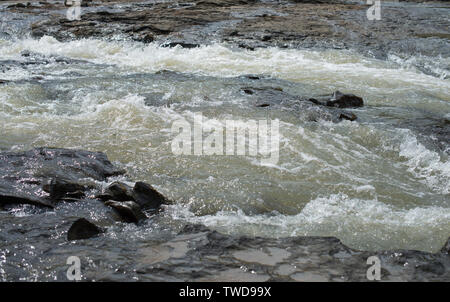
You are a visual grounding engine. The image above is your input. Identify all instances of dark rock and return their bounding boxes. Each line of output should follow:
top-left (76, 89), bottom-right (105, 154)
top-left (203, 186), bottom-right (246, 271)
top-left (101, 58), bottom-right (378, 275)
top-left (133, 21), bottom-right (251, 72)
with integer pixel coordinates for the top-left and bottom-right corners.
top-left (98, 181), bottom-right (169, 214)
top-left (415, 262), bottom-right (446, 275)
top-left (398, 116), bottom-right (450, 154)
top-left (179, 223), bottom-right (211, 234)
top-left (307, 97), bottom-right (325, 106)
top-left (67, 218), bottom-right (105, 241)
top-left (245, 75), bottom-right (260, 80)
top-left (339, 111), bottom-right (358, 121)
top-left (0, 79), bottom-right (9, 85)
top-left (42, 178), bottom-right (86, 201)
top-left (141, 34), bottom-right (154, 43)
top-left (132, 182), bottom-right (168, 211)
top-left (105, 200), bottom-right (147, 223)
top-left (0, 148), bottom-right (125, 208)
top-left (238, 43), bottom-right (255, 51)
top-left (7, 3), bottom-right (26, 8)
top-left (441, 238), bottom-right (450, 254)
top-left (161, 42), bottom-right (200, 48)
top-left (0, 193), bottom-right (53, 208)
top-left (326, 91), bottom-right (364, 108)
top-left (103, 181), bottom-right (133, 202)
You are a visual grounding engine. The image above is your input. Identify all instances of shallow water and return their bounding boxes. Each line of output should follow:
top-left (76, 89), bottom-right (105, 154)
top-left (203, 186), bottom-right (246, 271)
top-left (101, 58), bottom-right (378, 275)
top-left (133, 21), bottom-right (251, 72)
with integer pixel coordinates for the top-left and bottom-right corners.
top-left (0, 34), bottom-right (449, 262)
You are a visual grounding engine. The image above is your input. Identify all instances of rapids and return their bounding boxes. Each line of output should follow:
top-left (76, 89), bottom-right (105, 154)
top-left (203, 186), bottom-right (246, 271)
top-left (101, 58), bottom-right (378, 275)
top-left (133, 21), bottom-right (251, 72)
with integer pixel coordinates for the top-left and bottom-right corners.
top-left (0, 36), bottom-right (448, 255)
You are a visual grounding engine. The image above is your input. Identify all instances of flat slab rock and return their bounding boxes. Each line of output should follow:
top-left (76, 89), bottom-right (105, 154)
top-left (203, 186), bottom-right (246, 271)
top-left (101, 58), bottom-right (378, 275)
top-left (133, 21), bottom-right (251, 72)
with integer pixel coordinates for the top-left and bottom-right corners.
top-left (130, 225), bottom-right (450, 282)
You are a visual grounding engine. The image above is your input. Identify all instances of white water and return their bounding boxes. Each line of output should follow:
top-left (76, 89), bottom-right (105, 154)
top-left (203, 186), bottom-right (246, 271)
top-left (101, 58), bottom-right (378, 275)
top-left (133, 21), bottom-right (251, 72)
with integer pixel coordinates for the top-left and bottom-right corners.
top-left (0, 36), bottom-right (449, 252)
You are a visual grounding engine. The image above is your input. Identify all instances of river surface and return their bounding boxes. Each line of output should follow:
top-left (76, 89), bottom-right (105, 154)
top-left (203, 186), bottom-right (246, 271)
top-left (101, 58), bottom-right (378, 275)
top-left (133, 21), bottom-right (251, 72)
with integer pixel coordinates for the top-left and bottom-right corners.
top-left (0, 4), bottom-right (449, 280)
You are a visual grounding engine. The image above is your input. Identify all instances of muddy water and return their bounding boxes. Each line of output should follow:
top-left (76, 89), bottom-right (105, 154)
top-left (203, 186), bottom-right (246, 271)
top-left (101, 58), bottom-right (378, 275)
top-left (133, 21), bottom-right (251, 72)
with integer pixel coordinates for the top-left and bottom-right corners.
top-left (0, 34), bottom-right (448, 260)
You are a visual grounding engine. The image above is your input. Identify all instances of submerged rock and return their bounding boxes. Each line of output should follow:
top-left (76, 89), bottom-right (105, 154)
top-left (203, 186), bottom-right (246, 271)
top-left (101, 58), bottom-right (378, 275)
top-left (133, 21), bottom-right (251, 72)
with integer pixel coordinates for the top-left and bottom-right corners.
top-left (67, 218), bottom-right (105, 241)
top-left (105, 200), bottom-right (147, 223)
top-left (244, 86), bottom-right (361, 123)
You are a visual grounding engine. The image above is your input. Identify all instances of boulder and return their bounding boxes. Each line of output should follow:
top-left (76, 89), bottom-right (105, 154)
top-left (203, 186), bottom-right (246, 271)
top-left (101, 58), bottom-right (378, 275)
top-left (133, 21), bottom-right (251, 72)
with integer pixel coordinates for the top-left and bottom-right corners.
top-left (0, 148), bottom-right (125, 208)
top-left (326, 91), bottom-right (364, 108)
top-left (132, 182), bottom-right (168, 211)
top-left (103, 181), bottom-right (133, 202)
top-left (105, 200), bottom-right (147, 223)
top-left (67, 218), bottom-right (105, 241)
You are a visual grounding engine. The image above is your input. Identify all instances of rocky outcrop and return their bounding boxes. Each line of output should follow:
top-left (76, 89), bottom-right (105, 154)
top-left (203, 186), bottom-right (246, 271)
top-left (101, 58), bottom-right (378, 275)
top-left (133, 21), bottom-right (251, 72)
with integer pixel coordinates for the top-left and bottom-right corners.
top-left (0, 147), bottom-right (125, 208)
top-left (128, 224), bottom-right (450, 282)
top-left (17, 0), bottom-right (447, 78)
top-left (0, 148), bottom-right (169, 225)
top-left (243, 86), bottom-right (362, 122)
top-left (67, 218), bottom-right (105, 241)
top-left (98, 181), bottom-right (169, 221)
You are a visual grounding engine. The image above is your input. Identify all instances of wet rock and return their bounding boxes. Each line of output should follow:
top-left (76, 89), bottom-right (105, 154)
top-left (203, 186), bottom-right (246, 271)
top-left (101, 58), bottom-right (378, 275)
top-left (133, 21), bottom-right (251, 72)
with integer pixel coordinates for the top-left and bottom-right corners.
top-left (415, 261), bottom-right (446, 276)
top-left (0, 148), bottom-right (125, 208)
top-left (7, 3), bottom-right (26, 8)
top-left (326, 91), bottom-right (364, 108)
top-left (67, 218), bottom-right (105, 241)
top-left (161, 42), bottom-right (200, 48)
top-left (141, 34), bottom-right (154, 43)
top-left (131, 223), bottom-right (450, 281)
top-left (399, 115), bottom-right (450, 154)
top-left (132, 182), bottom-right (168, 211)
top-left (105, 200), bottom-right (147, 223)
top-left (97, 180), bottom-right (169, 215)
top-left (102, 181), bottom-right (133, 202)
top-left (0, 193), bottom-right (53, 209)
top-left (42, 178), bottom-right (86, 201)
top-left (256, 103), bottom-right (270, 107)
top-left (0, 79), bottom-right (9, 84)
top-left (339, 112), bottom-right (358, 121)
top-left (243, 86), bottom-right (359, 123)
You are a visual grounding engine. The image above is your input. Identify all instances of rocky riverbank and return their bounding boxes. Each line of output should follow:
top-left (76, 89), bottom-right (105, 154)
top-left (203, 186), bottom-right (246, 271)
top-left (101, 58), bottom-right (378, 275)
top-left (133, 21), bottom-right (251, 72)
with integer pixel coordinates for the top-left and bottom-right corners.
top-left (0, 147), bottom-right (448, 281)
top-left (0, 0), bottom-right (449, 282)
top-left (1, 0), bottom-right (446, 71)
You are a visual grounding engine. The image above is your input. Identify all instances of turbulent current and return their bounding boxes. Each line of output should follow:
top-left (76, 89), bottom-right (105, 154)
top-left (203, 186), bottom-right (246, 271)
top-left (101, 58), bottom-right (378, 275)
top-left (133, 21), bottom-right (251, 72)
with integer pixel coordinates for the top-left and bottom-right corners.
top-left (1, 35), bottom-right (448, 258)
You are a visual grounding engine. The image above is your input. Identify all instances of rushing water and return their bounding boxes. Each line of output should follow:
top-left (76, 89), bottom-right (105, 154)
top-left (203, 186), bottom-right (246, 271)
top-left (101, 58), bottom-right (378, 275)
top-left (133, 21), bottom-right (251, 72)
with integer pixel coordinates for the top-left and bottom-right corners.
top-left (0, 35), bottom-right (449, 261)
